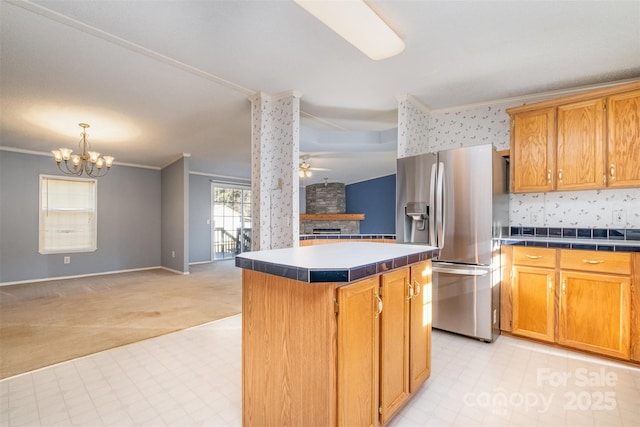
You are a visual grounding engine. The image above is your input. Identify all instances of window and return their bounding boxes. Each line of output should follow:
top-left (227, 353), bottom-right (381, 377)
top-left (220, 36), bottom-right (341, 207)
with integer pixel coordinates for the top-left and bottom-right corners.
top-left (212, 185), bottom-right (252, 260)
top-left (39, 175), bottom-right (97, 254)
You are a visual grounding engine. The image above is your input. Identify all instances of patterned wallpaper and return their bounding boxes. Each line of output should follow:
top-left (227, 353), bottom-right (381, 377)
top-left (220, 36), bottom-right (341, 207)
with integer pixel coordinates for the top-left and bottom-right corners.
top-left (400, 99), bottom-right (640, 229)
top-left (250, 93), bottom-right (300, 250)
top-left (428, 105), bottom-right (510, 152)
top-left (511, 189), bottom-right (640, 228)
top-left (397, 95), bottom-right (429, 158)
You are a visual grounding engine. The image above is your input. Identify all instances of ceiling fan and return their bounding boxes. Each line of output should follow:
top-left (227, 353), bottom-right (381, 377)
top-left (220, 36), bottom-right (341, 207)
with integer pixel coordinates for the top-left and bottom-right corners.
top-left (299, 155), bottom-right (330, 178)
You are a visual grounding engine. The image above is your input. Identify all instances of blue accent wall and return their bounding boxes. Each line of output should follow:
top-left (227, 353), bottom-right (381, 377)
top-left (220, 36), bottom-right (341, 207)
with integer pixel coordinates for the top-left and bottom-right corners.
top-left (346, 174), bottom-right (396, 234)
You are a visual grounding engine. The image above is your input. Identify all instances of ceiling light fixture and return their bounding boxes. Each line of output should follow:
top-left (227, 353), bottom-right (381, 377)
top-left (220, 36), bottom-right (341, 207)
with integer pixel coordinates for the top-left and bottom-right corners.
top-left (299, 161), bottom-right (313, 178)
top-left (294, 0), bottom-right (405, 60)
top-left (51, 123), bottom-right (115, 177)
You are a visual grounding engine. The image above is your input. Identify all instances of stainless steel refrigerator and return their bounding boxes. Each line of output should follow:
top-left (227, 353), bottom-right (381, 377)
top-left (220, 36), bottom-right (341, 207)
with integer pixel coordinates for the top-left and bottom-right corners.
top-left (396, 144), bottom-right (509, 342)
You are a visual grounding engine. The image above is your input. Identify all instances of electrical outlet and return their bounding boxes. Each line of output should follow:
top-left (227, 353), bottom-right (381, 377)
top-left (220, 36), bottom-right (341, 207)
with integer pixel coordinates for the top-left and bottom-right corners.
top-left (612, 210), bottom-right (626, 226)
top-left (171, 251), bottom-right (175, 258)
top-left (64, 256), bottom-right (70, 264)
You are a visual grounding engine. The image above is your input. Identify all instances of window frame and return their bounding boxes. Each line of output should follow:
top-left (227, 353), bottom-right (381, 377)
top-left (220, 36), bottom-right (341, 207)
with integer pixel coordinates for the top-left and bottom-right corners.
top-left (39, 174), bottom-right (98, 254)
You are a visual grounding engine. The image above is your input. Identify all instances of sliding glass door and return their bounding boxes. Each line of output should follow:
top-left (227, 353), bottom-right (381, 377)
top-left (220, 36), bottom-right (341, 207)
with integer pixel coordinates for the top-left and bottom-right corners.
top-left (212, 185), bottom-right (252, 260)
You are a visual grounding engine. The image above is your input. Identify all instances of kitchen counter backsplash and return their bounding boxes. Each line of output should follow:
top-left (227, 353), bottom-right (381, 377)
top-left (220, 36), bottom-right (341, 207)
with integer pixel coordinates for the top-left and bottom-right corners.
top-left (510, 188), bottom-right (640, 229)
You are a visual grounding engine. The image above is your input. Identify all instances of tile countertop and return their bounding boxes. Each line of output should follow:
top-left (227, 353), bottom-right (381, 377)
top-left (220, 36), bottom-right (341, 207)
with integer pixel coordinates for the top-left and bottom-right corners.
top-left (501, 237), bottom-right (640, 252)
top-left (235, 242), bottom-right (439, 283)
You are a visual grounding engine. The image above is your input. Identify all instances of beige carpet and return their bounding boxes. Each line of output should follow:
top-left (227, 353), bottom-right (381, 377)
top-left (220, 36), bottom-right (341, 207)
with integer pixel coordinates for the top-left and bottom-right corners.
top-left (0, 260), bottom-right (241, 379)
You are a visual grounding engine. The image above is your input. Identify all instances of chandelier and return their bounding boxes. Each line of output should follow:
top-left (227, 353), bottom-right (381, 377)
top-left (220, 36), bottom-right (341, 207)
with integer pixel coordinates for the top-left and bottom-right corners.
top-left (51, 123), bottom-right (115, 177)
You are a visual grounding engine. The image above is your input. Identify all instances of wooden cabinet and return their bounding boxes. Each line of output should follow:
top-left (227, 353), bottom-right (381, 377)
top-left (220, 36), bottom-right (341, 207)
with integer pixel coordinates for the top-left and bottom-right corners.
top-left (242, 260), bottom-right (434, 427)
top-left (502, 247), bottom-right (638, 364)
top-left (511, 247), bottom-right (556, 342)
top-left (558, 250), bottom-right (631, 359)
top-left (337, 277), bottom-right (380, 427)
top-left (409, 261), bottom-right (432, 392)
top-left (379, 268), bottom-right (410, 424)
top-left (556, 98), bottom-right (604, 190)
top-left (510, 108), bottom-right (556, 192)
top-left (606, 89), bottom-right (640, 188)
top-left (508, 81), bottom-right (640, 193)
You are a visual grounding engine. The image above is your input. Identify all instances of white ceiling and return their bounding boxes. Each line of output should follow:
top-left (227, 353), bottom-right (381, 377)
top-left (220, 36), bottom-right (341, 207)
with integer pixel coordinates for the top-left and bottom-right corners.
top-left (1, 0), bottom-right (639, 185)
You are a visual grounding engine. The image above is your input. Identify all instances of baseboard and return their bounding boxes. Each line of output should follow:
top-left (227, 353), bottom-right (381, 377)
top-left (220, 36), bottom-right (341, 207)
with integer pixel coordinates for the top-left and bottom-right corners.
top-left (160, 266), bottom-right (190, 275)
top-left (0, 266), bottom-right (167, 287)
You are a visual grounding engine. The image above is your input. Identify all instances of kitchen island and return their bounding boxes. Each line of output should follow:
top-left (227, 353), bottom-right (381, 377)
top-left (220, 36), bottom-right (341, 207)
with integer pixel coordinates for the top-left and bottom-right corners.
top-left (236, 242), bottom-right (439, 427)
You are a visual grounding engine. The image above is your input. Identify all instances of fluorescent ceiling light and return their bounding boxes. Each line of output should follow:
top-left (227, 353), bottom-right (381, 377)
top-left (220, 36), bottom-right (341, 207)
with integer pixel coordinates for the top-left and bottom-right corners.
top-left (294, 0), bottom-right (405, 60)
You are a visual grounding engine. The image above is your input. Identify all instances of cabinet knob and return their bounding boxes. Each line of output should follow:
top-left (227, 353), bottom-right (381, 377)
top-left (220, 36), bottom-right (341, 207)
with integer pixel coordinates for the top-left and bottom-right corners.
top-left (548, 278), bottom-right (552, 290)
top-left (610, 164), bottom-right (616, 180)
top-left (525, 255), bottom-right (543, 259)
top-left (582, 259), bottom-right (604, 265)
top-left (558, 169), bottom-right (563, 183)
top-left (547, 169), bottom-right (551, 183)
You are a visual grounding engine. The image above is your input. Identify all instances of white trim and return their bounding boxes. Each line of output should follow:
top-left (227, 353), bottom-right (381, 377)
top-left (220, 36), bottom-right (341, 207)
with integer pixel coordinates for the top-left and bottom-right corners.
top-left (0, 146), bottom-right (161, 170)
top-left (160, 153), bottom-right (190, 169)
top-left (8, 0), bottom-right (255, 97)
top-left (0, 266), bottom-right (166, 287)
top-left (189, 170), bottom-right (250, 182)
top-left (160, 266), bottom-right (190, 275)
top-left (300, 111), bottom-right (349, 131)
top-left (428, 78), bottom-right (640, 114)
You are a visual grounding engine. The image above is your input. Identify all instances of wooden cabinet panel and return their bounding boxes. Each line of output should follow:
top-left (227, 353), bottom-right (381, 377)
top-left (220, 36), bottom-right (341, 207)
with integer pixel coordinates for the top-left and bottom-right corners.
top-left (337, 277), bottom-right (380, 427)
top-left (500, 246), bottom-right (513, 332)
top-left (558, 271), bottom-right (631, 359)
top-left (242, 270), bottom-right (337, 427)
top-left (631, 253), bottom-right (640, 362)
top-left (409, 261), bottom-right (432, 392)
top-left (511, 108), bottom-right (556, 192)
top-left (512, 266), bottom-right (555, 342)
top-left (606, 89), bottom-right (640, 188)
top-left (560, 250), bottom-right (631, 275)
top-left (513, 246), bottom-right (557, 268)
top-left (379, 268), bottom-right (410, 424)
top-left (556, 99), bottom-right (604, 190)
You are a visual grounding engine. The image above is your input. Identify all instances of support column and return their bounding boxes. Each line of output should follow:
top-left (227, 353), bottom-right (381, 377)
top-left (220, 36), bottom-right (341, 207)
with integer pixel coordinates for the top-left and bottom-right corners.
top-left (249, 91), bottom-right (301, 251)
top-left (397, 94), bottom-right (431, 158)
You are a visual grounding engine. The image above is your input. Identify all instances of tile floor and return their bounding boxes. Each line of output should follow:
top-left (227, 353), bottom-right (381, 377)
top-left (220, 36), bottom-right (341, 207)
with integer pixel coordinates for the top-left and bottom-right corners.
top-left (1, 314), bottom-right (639, 426)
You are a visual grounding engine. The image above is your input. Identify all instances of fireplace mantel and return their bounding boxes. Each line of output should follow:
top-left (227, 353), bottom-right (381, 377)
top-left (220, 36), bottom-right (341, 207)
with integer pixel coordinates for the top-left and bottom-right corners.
top-left (300, 213), bottom-right (365, 221)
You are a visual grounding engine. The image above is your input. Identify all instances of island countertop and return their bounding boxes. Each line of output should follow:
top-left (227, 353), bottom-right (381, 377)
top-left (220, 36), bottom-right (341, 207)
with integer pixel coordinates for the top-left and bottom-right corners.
top-left (235, 242), bottom-right (439, 283)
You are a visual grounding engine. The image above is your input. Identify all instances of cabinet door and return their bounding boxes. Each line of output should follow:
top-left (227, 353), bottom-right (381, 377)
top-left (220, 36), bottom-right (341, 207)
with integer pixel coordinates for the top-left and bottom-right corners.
top-left (511, 107), bottom-right (556, 193)
top-left (337, 276), bottom-right (380, 427)
top-left (409, 261), bottom-right (432, 392)
top-left (557, 98), bottom-right (604, 190)
top-left (559, 271), bottom-right (631, 359)
top-left (512, 266), bottom-right (555, 342)
top-left (379, 268), bottom-right (410, 424)
top-left (607, 89), bottom-right (640, 188)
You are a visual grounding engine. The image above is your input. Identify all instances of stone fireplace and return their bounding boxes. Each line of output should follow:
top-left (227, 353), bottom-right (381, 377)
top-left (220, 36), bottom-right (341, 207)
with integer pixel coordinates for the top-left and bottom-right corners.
top-left (300, 183), bottom-right (363, 234)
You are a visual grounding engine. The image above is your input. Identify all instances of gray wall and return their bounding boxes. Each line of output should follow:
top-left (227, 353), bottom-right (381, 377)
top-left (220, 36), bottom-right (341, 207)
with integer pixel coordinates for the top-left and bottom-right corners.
top-left (161, 157), bottom-right (189, 273)
top-left (189, 174), bottom-right (212, 263)
top-left (0, 150), bottom-right (161, 283)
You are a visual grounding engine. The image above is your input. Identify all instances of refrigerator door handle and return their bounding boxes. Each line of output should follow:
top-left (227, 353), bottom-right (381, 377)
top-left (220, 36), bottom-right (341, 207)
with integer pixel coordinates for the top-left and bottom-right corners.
top-left (429, 163), bottom-right (437, 247)
top-left (436, 161), bottom-right (445, 249)
top-left (432, 265), bottom-right (489, 276)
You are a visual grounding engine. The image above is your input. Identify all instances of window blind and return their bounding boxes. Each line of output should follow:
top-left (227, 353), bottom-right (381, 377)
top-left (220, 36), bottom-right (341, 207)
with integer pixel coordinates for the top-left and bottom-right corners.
top-left (39, 175), bottom-right (97, 254)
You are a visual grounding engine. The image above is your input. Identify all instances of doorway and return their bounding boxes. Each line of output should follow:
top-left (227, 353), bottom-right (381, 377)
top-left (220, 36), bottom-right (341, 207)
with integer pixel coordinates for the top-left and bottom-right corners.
top-left (212, 185), bottom-right (252, 260)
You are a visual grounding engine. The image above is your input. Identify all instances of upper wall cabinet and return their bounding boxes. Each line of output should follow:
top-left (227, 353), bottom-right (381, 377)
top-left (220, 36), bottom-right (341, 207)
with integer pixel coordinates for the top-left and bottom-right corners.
top-left (607, 89), bottom-right (640, 188)
top-left (508, 81), bottom-right (640, 193)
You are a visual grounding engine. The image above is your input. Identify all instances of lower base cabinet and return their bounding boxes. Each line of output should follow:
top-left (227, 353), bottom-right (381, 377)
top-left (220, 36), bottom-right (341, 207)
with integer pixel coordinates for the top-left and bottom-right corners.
top-left (243, 261), bottom-right (433, 427)
top-left (558, 270), bottom-right (631, 359)
top-left (502, 248), bottom-right (637, 363)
